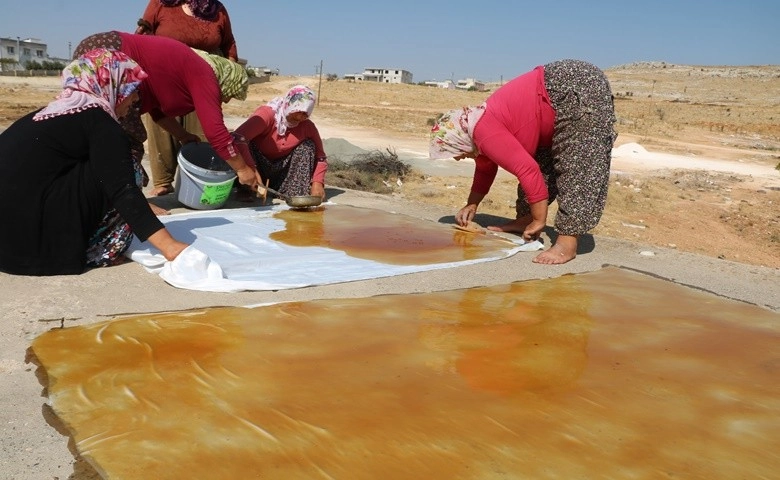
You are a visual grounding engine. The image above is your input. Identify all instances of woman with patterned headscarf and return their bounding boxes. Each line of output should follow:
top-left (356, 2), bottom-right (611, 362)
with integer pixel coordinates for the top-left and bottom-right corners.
top-left (135, 0), bottom-right (239, 196)
top-left (233, 85), bottom-right (328, 201)
top-left (72, 31), bottom-right (257, 194)
top-left (430, 59), bottom-right (617, 265)
top-left (0, 49), bottom-right (189, 275)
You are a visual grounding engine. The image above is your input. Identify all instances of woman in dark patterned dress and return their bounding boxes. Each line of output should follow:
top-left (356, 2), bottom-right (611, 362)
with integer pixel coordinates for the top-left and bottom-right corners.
top-left (233, 85), bottom-right (328, 201)
top-left (430, 59), bottom-right (617, 264)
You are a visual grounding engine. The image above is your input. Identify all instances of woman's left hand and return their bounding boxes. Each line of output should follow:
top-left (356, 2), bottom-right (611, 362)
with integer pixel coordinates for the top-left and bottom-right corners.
top-left (311, 181), bottom-right (326, 200)
top-left (524, 200), bottom-right (549, 241)
top-left (522, 220), bottom-right (546, 241)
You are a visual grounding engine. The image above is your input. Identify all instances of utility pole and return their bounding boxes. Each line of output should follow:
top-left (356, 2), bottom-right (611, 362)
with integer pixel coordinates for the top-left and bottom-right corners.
top-left (317, 60), bottom-right (323, 106)
top-left (68, 41), bottom-right (72, 59)
top-left (649, 79), bottom-right (656, 116)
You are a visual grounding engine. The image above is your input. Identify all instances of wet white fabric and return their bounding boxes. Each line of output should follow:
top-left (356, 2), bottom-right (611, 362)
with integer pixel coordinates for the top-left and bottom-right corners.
top-left (126, 204), bottom-right (543, 292)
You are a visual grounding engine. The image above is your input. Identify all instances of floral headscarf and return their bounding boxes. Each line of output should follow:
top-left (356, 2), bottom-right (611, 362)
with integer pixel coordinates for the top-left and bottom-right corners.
top-left (429, 105), bottom-right (486, 159)
top-left (33, 48), bottom-right (147, 122)
top-left (192, 48), bottom-right (248, 101)
top-left (159, 0), bottom-right (222, 20)
top-left (267, 85), bottom-right (316, 136)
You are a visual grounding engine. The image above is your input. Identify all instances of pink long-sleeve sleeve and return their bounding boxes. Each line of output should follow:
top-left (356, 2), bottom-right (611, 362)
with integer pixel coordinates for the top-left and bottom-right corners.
top-left (470, 66), bottom-right (555, 203)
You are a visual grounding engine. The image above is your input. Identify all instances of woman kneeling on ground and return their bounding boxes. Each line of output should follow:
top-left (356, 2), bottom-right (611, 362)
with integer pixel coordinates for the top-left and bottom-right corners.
top-left (0, 49), bottom-right (188, 275)
top-left (232, 85), bottom-right (328, 201)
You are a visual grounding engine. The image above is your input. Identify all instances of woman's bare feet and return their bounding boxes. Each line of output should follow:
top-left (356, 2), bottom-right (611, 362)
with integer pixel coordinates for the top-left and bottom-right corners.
top-left (148, 202), bottom-right (170, 216)
top-left (150, 184), bottom-right (174, 196)
top-left (533, 234), bottom-right (578, 265)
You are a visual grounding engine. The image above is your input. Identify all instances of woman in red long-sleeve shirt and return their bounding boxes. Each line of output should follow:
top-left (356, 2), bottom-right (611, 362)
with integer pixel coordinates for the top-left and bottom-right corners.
top-left (135, 0), bottom-right (239, 196)
top-left (233, 85), bottom-right (328, 201)
top-left (73, 31), bottom-right (260, 192)
top-left (430, 59), bottom-right (617, 265)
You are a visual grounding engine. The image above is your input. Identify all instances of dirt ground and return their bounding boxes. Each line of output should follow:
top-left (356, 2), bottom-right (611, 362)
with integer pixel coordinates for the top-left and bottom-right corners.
top-left (1, 64), bottom-right (779, 268)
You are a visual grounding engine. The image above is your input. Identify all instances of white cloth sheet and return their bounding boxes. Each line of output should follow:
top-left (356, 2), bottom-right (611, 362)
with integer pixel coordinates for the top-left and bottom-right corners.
top-left (126, 203), bottom-right (542, 292)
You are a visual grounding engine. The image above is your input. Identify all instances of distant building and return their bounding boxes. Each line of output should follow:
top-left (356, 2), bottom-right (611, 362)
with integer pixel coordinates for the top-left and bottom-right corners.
top-left (424, 80), bottom-right (455, 89)
top-left (455, 78), bottom-right (487, 91)
top-left (344, 67), bottom-right (413, 84)
top-left (0, 36), bottom-right (68, 72)
top-left (1, 37), bottom-right (46, 71)
top-left (248, 65), bottom-right (278, 76)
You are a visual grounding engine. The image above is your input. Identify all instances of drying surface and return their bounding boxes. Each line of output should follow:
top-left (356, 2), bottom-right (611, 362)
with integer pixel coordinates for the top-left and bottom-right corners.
top-left (30, 268), bottom-right (780, 479)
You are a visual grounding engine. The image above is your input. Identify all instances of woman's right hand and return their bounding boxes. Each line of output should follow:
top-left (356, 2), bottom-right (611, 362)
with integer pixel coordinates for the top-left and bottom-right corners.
top-left (161, 240), bottom-right (189, 262)
top-left (456, 204), bottom-right (478, 226)
top-left (522, 220), bottom-right (546, 242)
top-left (235, 166), bottom-right (262, 190)
top-left (147, 228), bottom-right (189, 262)
top-left (135, 19), bottom-right (152, 35)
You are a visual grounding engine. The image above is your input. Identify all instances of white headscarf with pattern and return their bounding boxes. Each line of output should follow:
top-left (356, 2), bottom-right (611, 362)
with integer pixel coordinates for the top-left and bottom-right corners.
top-left (33, 48), bottom-right (147, 122)
top-left (428, 105), bottom-right (485, 159)
top-left (266, 85), bottom-right (316, 136)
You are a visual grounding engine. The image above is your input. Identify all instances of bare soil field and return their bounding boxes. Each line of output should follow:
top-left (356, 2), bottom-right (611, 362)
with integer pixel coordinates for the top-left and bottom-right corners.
top-left (1, 62), bottom-right (779, 268)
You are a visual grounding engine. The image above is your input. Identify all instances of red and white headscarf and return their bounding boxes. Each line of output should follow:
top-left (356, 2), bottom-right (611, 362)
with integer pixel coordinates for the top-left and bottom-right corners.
top-left (428, 105), bottom-right (485, 159)
top-left (33, 48), bottom-right (147, 122)
top-left (267, 85), bottom-right (316, 136)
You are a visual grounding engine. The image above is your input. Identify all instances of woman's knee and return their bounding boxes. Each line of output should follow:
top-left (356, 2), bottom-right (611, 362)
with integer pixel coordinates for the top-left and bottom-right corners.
top-left (294, 138), bottom-right (316, 156)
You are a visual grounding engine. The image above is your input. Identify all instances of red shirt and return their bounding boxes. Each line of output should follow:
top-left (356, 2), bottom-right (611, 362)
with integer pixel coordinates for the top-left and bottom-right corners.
top-left (234, 106), bottom-right (328, 184)
top-left (117, 32), bottom-right (238, 161)
top-left (139, 1), bottom-right (238, 60)
top-left (471, 66), bottom-right (555, 203)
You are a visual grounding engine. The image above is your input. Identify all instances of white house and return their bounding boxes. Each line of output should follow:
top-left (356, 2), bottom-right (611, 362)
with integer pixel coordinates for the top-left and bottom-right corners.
top-left (247, 65), bottom-right (278, 77)
top-left (455, 78), bottom-right (487, 91)
top-left (345, 67), bottom-right (413, 84)
top-left (0, 37), bottom-right (48, 71)
top-left (424, 80), bottom-right (455, 89)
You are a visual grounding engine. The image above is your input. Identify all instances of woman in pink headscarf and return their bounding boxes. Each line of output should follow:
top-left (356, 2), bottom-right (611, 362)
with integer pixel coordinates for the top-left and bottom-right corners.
top-left (233, 85), bottom-right (328, 201)
top-left (430, 59), bottom-right (617, 265)
top-left (0, 49), bottom-right (188, 275)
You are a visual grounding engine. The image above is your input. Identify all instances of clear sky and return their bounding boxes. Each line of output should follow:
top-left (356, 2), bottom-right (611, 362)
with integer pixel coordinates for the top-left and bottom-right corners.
top-left (1, 0), bottom-right (778, 82)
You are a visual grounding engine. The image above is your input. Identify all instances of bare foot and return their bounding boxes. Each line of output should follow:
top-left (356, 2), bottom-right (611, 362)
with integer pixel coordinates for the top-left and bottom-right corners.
top-left (150, 185), bottom-right (174, 197)
top-left (148, 202), bottom-right (170, 216)
top-left (486, 218), bottom-right (529, 234)
top-left (533, 234), bottom-right (578, 265)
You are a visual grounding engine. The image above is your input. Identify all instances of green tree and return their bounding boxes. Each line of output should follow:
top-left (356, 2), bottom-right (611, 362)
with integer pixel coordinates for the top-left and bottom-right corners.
top-left (24, 60), bottom-right (43, 70)
top-left (41, 60), bottom-right (65, 70)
